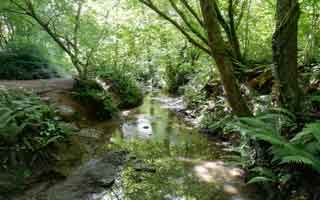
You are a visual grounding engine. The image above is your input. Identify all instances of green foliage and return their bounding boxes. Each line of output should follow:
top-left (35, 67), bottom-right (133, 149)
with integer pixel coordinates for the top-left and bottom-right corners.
top-left (98, 67), bottom-right (143, 109)
top-left (0, 89), bottom-right (70, 168)
top-left (183, 85), bottom-right (206, 109)
top-left (183, 66), bottom-right (220, 111)
top-left (201, 112), bottom-right (234, 135)
top-left (200, 96), bottom-right (233, 134)
top-left (165, 62), bottom-right (195, 94)
top-left (73, 79), bottom-right (119, 120)
top-left (230, 110), bottom-right (320, 198)
top-left (109, 131), bottom-right (229, 200)
top-left (0, 43), bottom-right (60, 80)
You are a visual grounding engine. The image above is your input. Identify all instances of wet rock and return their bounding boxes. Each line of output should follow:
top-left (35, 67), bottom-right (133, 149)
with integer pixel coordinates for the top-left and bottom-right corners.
top-left (52, 135), bottom-right (87, 177)
top-left (41, 96), bottom-right (51, 103)
top-left (0, 173), bottom-right (19, 197)
top-left (46, 151), bottom-right (127, 200)
top-left (56, 105), bottom-right (77, 122)
top-left (77, 128), bottom-right (103, 139)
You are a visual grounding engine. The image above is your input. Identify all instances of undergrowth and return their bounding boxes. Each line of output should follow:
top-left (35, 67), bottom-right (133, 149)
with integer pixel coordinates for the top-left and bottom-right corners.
top-left (0, 88), bottom-right (71, 194)
top-left (0, 43), bottom-right (60, 80)
top-left (73, 79), bottom-right (119, 120)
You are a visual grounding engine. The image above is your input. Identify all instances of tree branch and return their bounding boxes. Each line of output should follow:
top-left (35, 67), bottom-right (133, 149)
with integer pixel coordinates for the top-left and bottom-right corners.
top-left (179, 0), bottom-right (204, 27)
top-left (168, 0), bottom-right (208, 46)
top-left (138, 0), bottom-right (210, 54)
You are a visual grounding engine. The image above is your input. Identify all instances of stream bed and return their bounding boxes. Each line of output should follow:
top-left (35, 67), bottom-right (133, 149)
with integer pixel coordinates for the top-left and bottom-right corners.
top-left (102, 93), bottom-right (260, 200)
top-left (14, 92), bottom-right (261, 200)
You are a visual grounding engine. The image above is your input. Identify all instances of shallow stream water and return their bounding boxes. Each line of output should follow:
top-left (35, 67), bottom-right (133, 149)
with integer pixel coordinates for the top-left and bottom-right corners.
top-left (100, 93), bottom-right (260, 200)
top-left (14, 92), bottom-right (261, 200)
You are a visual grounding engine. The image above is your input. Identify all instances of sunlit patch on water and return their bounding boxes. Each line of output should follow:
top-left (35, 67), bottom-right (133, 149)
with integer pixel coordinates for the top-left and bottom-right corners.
top-left (192, 160), bottom-right (244, 183)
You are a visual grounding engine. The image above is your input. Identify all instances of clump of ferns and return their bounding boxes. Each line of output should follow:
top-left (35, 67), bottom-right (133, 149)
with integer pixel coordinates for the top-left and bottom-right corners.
top-left (0, 89), bottom-right (70, 170)
top-left (229, 108), bottom-right (320, 185)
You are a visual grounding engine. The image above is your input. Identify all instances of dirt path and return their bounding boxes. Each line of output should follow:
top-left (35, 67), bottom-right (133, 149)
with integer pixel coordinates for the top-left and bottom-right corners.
top-left (0, 78), bottom-right (75, 93)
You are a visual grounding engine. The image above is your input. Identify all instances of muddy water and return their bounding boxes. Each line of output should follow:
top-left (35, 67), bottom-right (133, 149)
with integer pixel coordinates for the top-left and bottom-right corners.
top-left (102, 93), bottom-right (260, 200)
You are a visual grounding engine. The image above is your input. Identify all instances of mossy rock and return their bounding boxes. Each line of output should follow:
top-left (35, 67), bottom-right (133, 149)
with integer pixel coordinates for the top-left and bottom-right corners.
top-left (72, 79), bottom-right (119, 120)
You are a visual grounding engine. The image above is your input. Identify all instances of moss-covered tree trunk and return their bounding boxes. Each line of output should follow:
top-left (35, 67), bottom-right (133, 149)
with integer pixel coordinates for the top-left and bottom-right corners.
top-left (200, 0), bottom-right (251, 117)
top-left (272, 0), bottom-right (301, 113)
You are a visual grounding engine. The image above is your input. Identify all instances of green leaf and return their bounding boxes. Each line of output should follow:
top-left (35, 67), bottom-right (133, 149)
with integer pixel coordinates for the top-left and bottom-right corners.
top-left (247, 176), bottom-right (275, 184)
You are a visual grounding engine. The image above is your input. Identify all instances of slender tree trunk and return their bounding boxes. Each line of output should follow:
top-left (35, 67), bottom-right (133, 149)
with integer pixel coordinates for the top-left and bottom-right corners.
top-left (228, 0), bottom-right (242, 63)
top-left (200, 0), bottom-right (251, 117)
top-left (304, 1), bottom-right (318, 66)
top-left (272, 0), bottom-right (301, 113)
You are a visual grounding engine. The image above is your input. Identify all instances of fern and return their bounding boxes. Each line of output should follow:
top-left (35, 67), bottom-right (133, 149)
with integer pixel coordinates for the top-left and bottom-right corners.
top-left (248, 176), bottom-right (275, 184)
top-left (303, 122), bottom-right (320, 143)
top-left (234, 111), bottom-right (320, 174)
top-left (0, 89), bottom-right (70, 168)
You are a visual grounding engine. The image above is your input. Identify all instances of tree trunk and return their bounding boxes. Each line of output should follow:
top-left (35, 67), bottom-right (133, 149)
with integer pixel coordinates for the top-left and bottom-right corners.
top-left (228, 0), bottom-right (243, 63)
top-left (303, 1), bottom-right (319, 66)
top-left (272, 0), bottom-right (301, 113)
top-left (200, 0), bottom-right (251, 117)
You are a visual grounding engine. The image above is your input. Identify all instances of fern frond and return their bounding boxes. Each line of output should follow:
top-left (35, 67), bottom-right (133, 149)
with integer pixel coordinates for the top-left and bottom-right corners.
top-left (250, 167), bottom-right (276, 179)
top-left (247, 176), bottom-right (275, 184)
top-left (304, 122), bottom-right (320, 143)
top-left (280, 155), bottom-right (314, 165)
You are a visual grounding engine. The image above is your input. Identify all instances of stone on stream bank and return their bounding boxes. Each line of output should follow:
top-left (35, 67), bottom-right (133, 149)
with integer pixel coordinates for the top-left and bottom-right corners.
top-left (56, 105), bottom-right (78, 122)
top-left (16, 151), bottom-right (127, 200)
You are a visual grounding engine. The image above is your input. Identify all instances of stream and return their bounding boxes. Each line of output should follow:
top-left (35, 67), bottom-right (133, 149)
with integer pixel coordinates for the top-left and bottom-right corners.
top-left (15, 92), bottom-right (261, 200)
top-left (102, 93), bottom-right (260, 200)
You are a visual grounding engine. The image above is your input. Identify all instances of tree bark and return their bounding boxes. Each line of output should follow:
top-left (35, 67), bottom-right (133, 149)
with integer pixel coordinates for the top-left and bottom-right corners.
top-left (200, 0), bottom-right (251, 117)
top-left (272, 0), bottom-right (301, 113)
top-left (228, 0), bottom-right (243, 62)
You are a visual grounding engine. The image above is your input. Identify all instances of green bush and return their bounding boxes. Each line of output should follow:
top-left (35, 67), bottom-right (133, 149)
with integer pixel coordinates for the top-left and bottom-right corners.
top-left (0, 89), bottom-right (70, 169)
top-left (165, 62), bottom-right (195, 94)
top-left (73, 79), bottom-right (119, 120)
top-left (199, 96), bottom-right (233, 134)
top-left (0, 43), bottom-right (60, 80)
top-left (183, 85), bottom-right (206, 109)
top-left (98, 67), bottom-right (143, 109)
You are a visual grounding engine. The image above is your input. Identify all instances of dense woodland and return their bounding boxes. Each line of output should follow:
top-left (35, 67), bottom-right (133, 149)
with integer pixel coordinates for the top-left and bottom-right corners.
top-left (0, 0), bottom-right (320, 199)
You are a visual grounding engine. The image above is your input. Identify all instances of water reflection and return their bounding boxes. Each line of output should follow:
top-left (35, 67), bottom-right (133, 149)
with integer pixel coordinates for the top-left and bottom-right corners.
top-left (121, 114), bottom-right (154, 139)
top-left (108, 94), bottom-right (259, 200)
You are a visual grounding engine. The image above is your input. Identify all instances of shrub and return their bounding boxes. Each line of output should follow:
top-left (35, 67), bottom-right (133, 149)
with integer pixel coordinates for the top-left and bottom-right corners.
top-left (183, 85), bottom-right (206, 109)
top-left (0, 43), bottom-right (60, 80)
top-left (73, 79), bottom-right (119, 120)
top-left (97, 67), bottom-right (143, 109)
top-left (0, 88), bottom-right (70, 169)
top-left (200, 96), bottom-right (233, 134)
top-left (164, 62), bottom-right (194, 94)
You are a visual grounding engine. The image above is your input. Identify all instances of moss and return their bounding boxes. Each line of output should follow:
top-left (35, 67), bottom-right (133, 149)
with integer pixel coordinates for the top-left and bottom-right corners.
top-left (73, 79), bottom-right (119, 120)
top-left (98, 68), bottom-right (144, 109)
